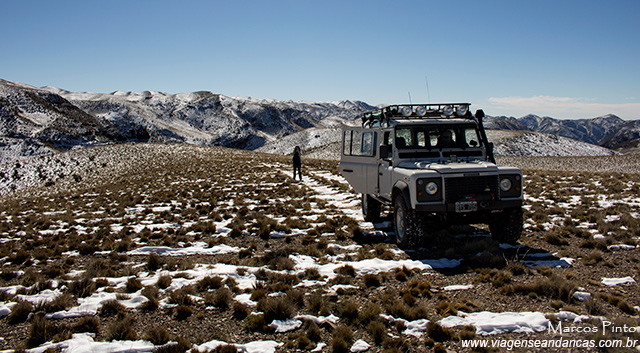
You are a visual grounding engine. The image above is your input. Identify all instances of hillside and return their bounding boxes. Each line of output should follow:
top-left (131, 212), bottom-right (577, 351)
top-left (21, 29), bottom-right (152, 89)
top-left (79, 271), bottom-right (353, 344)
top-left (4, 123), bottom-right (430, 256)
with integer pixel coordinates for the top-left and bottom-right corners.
top-left (0, 143), bottom-right (639, 352)
top-left (4, 78), bottom-right (640, 166)
top-left (486, 114), bottom-right (640, 153)
top-left (0, 79), bottom-right (373, 163)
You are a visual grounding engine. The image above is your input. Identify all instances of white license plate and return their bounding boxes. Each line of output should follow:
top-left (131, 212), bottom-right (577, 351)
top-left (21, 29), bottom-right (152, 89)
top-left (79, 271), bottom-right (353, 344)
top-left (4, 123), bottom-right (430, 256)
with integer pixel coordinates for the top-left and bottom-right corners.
top-left (455, 201), bottom-right (477, 213)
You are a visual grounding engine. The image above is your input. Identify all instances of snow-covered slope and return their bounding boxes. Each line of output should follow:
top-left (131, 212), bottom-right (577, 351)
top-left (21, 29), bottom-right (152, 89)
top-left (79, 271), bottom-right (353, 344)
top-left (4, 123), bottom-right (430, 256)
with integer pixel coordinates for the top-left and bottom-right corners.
top-left (1, 79), bottom-right (374, 164)
top-left (487, 130), bottom-right (616, 157)
top-left (486, 114), bottom-right (635, 150)
top-left (0, 80), bottom-right (123, 160)
top-left (2, 78), bottom-right (637, 164)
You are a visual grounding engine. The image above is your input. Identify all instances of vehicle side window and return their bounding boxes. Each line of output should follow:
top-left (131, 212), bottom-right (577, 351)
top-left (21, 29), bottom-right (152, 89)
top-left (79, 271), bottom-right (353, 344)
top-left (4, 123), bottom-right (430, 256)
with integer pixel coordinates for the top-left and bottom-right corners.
top-left (360, 132), bottom-right (375, 155)
top-left (343, 130), bottom-right (376, 156)
top-left (343, 130), bottom-right (352, 155)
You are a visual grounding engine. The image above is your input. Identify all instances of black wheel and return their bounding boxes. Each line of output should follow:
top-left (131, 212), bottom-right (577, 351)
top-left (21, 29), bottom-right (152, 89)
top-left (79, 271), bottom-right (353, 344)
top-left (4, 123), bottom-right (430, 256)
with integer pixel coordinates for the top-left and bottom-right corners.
top-left (362, 194), bottom-right (381, 222)
top-left (393, 195), bottom-right (423, 248)
top-left (489, 207), bottom-right (523, 244)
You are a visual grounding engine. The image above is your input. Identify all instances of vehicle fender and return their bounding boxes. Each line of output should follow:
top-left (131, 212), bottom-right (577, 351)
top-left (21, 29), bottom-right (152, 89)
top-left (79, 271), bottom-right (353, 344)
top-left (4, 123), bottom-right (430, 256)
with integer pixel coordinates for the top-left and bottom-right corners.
top-left (392, 180), bottom-right (412, 208)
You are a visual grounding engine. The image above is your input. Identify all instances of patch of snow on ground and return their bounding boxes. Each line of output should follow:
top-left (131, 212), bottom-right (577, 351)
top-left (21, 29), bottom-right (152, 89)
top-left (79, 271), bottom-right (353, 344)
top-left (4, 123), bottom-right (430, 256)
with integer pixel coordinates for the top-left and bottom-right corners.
top-left (439, 311), bottom-right (549, 335)
top-left (601, 277), bottom-right (636, 286)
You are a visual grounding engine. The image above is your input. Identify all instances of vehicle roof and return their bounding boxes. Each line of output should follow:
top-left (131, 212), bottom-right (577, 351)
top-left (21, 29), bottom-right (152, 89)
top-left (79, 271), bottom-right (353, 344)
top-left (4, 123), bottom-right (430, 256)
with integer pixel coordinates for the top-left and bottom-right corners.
top-left (388, 118), bottom-right (478, 126)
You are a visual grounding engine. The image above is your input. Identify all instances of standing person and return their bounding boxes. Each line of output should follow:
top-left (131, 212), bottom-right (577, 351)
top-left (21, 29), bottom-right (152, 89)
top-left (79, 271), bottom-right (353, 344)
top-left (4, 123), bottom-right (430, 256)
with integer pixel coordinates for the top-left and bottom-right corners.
top-left (292, 146), bottom-right (302, 181)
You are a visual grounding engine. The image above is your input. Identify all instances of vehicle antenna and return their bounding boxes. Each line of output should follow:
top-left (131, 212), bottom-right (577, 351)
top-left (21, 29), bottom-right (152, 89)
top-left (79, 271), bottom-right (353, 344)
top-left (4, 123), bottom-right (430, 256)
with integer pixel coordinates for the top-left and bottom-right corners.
top-left (408, 91), bottom-right (412, 104)
top-left (425, 75), bottom-right (431, 103)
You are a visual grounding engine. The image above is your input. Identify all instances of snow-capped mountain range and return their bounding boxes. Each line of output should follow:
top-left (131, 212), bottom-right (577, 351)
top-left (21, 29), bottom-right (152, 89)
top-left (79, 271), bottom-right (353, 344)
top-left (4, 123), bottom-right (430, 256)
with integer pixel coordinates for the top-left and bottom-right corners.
top-left (485, 114), bottom-right (640, 151)
top-left (1, 78), bottom-right (638, 164)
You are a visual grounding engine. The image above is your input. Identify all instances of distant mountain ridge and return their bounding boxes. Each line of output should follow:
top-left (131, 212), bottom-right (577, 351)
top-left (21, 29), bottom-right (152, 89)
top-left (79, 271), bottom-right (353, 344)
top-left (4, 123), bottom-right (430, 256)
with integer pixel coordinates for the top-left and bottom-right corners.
top-left (1, 78), bottom-right (639, 164)
top-left (485, 114), bottom-right (640, 151)
top-left (0, 79), bottom-right (374, 163)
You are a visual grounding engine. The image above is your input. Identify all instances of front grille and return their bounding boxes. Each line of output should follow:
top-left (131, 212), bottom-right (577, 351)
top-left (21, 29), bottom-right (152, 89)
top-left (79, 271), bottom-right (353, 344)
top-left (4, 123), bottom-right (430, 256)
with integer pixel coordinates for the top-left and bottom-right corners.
top-left (444, 176), bottom-right (499, 203)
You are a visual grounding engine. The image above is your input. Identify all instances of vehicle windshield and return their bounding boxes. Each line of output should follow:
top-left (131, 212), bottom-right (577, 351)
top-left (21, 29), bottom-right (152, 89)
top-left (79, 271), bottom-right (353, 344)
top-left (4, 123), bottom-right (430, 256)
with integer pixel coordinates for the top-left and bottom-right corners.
top-left (395, 124), bottom-right (482, 150)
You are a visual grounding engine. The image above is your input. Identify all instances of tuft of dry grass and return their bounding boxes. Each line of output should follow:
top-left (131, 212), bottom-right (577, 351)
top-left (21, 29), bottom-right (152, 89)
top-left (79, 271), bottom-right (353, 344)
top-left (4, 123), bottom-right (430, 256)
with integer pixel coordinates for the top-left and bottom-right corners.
top-left (107, 314), bottom-right (137, 341)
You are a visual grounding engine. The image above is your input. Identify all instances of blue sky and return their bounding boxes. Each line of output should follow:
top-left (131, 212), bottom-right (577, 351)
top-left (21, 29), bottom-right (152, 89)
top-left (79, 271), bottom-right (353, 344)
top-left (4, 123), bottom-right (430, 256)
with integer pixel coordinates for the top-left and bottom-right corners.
top-left (1, 0), bottom-right (639, 119)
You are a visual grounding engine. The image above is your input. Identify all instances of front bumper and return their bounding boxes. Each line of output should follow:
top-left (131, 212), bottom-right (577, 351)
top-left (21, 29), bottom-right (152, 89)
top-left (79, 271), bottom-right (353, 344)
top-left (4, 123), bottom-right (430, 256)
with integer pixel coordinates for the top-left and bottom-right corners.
top-left (415, 199), bottom-right (522, 213)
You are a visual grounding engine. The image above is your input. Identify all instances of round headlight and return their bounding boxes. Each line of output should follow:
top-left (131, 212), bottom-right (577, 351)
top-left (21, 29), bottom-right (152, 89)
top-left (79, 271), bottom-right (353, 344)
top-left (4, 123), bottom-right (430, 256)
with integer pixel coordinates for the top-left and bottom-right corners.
top-left (500, 178), bottom-right (512, 192)
top-left (415, 106), bottom-right (427, 116)
top-left (456, 105), bottom-right (469, 116)
top-left (401, 106), bottom-right (413, 117)
top-left (425, 181), bottom-right (438, 195)
top-left (443, 105), bottom-right (454, 116)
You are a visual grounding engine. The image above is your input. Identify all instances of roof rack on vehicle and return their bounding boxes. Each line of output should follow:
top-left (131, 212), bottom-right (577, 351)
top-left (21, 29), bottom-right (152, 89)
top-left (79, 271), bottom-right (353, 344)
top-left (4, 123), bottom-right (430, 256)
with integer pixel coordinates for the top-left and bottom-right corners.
top-left (362, 103), bottom-right (473, 127)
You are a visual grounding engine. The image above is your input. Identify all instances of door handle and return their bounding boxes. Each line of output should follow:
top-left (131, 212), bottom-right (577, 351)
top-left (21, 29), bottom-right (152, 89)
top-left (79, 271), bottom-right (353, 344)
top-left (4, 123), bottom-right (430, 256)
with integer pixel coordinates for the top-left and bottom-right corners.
top-left (342, 169), bottom-right (353, 173)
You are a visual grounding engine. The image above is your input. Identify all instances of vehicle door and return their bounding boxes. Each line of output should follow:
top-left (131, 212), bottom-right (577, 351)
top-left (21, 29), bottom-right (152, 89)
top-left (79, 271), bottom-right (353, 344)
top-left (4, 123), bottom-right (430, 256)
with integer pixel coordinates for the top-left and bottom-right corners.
top-left (377, 130), bottom-right (394, 201)
top-left (339, 128), bottom-right (378, 194)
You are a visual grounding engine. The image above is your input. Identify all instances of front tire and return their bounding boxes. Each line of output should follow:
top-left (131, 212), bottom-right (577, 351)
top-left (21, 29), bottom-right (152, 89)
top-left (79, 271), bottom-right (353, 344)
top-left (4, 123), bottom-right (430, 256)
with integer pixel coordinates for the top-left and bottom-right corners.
top-left (393, 195), bottom-right (423, 248)
top-left (489, 207), bottom-right (523, 244)
top-left (362, 194), bottom-right (381, 222)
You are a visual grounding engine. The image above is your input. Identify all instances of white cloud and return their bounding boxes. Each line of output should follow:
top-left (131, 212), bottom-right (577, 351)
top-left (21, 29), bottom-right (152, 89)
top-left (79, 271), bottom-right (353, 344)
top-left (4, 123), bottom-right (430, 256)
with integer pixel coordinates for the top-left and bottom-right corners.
top-left (486, 96), bottom-right (640, 120)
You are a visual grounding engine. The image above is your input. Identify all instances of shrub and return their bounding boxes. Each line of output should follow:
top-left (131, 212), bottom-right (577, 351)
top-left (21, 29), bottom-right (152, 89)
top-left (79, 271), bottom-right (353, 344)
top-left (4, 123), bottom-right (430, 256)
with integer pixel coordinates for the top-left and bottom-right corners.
top-left (244, 314), bottom-right (268, 332)
top-left (335, 265), bottom-right (356, 277)
top-left (596, 293), bottom-right (637, 314)
top-left (174, 303), bottom-right (193, 320)
top-left (363, 273), bottom-right (381, 288)
top-left (337, 300), bottom-right (359, 324)
top-left (583, 250), bottom-right (603, 265)
top-left (427, 322), bottom-right (455, 342)
top-left (197, 276), bottom-right (223, 291)
top-left (206, 287), bottom-right (232, 309)
top-left (268, 256), bottom-right (295, 271)
top-left (459, 325), bottom-right (476, 340)
top-left (332, 326), bottom-right (353, 353)
top-left (435, 301), bottom-right (457, 317)
top-left (303, 320), bottom-right (322, 342)
top-left (145, 326), bottom-right (172, 345)
top-left (214, 345), bottom-right (239, 353)
top-left (141, 296), bottom-right (159, 311)
top-left (99, 299), bottom-right (126, 317)
top-left (232, 302), bottom-right (250, 320)
top-left (157, 274), bottom-right (172, 289)
top-left (147, 253), bottom-right (162, 271)
top-left (45, 293), bottom-right (76, 313)
top-left (168, 288), bottom-right (194, 306)
top-left (107, 315), bottom-right (137, 341)
top-left (75, 316), bottom-right (101, 334)
top-left (307, 292), bottom-right (328, 315)
top-left (367, 320), bottom-right (387, 345)
top-left (404, 279), bottom-right (431, 298)
top-left (257, 297), bottom-right (295, 323)
top-left (286, 289), bottom-right (305, 308)
top-left (506, 275), bottom-right (577, 302)
top-left (68, 278), bottom-right (97, 298)
top-left (125, 277), bottom-right (143, 293)
top-left (27, 313), bottom-right (51, 348)
top-left (8, 301), bottom-right (33, 324)
top-left (359, 304), bottom-right (382, 325)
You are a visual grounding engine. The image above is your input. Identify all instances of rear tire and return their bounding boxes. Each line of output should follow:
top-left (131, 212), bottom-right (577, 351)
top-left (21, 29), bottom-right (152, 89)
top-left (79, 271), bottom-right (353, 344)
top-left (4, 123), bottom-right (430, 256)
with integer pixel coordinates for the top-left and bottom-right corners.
top-left (489, 207), bottom-right (523, 244)
top-left (362, 194), bottom-right (381, 222)
top-left (393, 195), bottom-right (423, 249)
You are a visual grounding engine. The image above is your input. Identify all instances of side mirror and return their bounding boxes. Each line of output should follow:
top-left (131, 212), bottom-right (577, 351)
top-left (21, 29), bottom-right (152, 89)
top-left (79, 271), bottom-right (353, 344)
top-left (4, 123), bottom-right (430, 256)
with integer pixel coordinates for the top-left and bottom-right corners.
top-left (379, 145), bottom-right (390, 159)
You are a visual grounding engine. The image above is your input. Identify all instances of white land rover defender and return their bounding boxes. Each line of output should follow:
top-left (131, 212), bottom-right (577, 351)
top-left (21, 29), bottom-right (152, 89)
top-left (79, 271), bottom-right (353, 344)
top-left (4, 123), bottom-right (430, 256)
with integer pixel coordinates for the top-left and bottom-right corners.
top-left (340, 104), bottom-right (523, 248)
